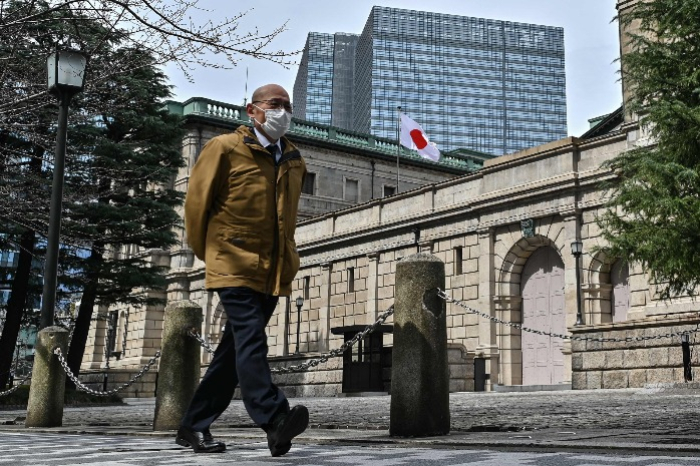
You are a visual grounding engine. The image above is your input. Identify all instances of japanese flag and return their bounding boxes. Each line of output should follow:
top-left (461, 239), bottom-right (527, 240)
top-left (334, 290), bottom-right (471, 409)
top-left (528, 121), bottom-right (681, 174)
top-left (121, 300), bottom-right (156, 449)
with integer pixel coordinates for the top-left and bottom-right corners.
top-left (399, 113), bottom-right (440, 161)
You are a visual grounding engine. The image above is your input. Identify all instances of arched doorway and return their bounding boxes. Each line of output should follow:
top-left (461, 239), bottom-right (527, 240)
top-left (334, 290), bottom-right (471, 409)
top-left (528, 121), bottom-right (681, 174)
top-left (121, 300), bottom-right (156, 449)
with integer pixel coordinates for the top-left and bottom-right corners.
top-left (611, 260), bottom-right (630, 322)
top-left (521, 247), bottom-right (566, 385)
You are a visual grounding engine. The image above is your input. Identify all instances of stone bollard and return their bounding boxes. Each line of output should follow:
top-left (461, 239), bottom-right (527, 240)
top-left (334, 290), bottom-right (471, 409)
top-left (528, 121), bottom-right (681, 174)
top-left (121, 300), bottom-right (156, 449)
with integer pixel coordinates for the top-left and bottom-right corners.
top-left (390, 253), bottom-right (450, 436)
top-left (25, 326), bottom-right (69, 427)
top-left (153, 300), bottom-right (202, 431)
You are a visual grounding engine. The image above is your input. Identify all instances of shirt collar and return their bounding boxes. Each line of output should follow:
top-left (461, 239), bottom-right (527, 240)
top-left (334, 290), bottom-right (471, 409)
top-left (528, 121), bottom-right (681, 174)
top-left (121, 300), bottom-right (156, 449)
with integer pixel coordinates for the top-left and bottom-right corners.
top-left (254, 127), bottom-right (282, 153)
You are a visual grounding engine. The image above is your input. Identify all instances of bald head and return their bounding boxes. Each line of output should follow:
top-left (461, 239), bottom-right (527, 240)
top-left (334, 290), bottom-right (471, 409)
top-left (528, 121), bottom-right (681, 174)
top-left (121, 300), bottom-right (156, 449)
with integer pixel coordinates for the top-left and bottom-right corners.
top-left (251, 84), bottom-right (289, 103)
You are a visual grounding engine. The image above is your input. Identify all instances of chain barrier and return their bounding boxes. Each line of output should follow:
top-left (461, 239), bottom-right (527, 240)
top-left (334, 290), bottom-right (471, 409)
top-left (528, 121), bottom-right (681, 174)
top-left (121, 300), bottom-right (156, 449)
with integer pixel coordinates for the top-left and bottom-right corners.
top-left (437, 288), bottom-right (700, 343)
top-left (188, 306), bottom-right (395, 373)
top-left (272, 306), bottom-right (394, 374)
top-left (187, 329), bottom-right (217, 354)
top-left (0, 372), bottom-right (32, 397)
top-left (53, 347), bottom-right (160, 397)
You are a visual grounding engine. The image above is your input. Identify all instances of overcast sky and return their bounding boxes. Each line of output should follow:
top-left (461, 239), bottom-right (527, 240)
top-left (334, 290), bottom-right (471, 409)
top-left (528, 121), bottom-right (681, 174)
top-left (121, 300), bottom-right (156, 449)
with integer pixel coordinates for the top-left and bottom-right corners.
top-left (165, 0), bottom-right (621, 138)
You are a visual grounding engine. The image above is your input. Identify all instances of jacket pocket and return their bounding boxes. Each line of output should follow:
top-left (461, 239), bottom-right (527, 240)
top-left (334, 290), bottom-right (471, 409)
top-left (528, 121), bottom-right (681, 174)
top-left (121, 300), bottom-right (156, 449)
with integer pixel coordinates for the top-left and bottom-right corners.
top-left (212, 228), bottom-right (261, 276)
top-left (280, 238), bottom-right (300, 285)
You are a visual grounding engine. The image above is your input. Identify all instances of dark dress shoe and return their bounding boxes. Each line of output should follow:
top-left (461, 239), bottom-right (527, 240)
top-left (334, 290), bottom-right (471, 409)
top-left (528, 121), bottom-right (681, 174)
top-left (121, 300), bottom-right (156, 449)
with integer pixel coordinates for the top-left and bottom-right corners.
top-left (266, 405), bottom-right (309, 457)
top-left (176, 426), bottom-right (226, 453)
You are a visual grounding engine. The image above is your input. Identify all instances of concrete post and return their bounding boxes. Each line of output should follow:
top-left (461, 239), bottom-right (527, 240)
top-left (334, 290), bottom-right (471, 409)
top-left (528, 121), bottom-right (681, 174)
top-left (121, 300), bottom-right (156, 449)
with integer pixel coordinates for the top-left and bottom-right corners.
top-left (25, 326), bottom-right (69, 427)
top-left (390, 253), bottom-right (449, 436)
top-left (153, 300), bottom-right (202, 431)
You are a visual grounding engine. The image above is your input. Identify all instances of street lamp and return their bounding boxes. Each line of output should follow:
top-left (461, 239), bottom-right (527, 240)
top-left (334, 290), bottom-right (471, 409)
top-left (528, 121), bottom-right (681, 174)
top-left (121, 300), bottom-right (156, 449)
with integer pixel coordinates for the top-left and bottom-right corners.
top-left (10, 341), bottom-right (21, 387)
top-left (571, 240), bottom-right (584, 326)
top-left (14, 341), bottom-right (21, 373)
top-left (294, 296), bottom-right (304, 355)
top-left (40, 49), bottom-right (88, 329)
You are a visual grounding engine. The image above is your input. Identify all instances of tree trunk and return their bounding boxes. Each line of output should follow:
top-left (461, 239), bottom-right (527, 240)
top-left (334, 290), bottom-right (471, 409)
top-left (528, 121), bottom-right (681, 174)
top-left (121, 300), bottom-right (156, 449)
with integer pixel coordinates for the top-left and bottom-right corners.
top-left (0, 229), bottom-right (36, 389)
top-left (65, 244), bottom-right (103, 388)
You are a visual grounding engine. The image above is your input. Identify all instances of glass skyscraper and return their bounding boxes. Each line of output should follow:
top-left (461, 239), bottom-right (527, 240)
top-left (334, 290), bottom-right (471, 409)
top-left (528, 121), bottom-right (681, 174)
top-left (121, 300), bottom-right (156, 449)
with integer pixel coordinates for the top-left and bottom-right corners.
top-left (330, 33), bottom-right (359, 130)
top-left (294, 6), bottom-right (567, 156)
top-left (293, 32), bottom-right (335, 126)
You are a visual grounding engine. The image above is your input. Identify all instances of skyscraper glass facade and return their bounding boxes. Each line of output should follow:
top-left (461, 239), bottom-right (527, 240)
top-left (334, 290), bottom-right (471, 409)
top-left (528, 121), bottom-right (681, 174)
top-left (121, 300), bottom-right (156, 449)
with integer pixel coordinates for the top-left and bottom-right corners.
top-left (330, 33), bottom-right (359, 130)
top-left (355, 6), bottom-right (567, 155)
top-left (0, 248), bottom-right (18, 307)
top-left (293, 32), bottom-right (335, 125)
top-left (296, 6), bottom-right (567, 156)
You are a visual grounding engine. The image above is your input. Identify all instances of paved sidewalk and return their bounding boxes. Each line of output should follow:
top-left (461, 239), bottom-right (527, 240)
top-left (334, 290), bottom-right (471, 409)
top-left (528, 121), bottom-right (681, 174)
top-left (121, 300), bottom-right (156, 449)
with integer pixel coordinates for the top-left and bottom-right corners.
top-left (5, 432), bottom-right (700, 465)
top-left (2, 388), bottom-right (700, 455)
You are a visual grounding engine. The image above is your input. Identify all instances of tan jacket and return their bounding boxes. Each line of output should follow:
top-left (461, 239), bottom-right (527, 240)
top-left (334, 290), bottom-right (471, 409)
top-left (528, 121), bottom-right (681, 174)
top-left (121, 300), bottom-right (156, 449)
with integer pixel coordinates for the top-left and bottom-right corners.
top-left (185, 126), bottom-right (306, 296)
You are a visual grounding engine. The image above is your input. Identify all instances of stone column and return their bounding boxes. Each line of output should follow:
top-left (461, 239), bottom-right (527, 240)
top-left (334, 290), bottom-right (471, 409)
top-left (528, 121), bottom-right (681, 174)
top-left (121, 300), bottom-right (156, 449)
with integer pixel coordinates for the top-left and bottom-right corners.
top-left (26, 327), bottom-right (69, 427)
top-left (153, 301), bottom-right (202, 431)
top-left (562, 213), bottom-right (582, 328)
top-left (317, 262), bottom-right (333, 353)
top-left (366, 253), bottom-right (379, 322)
top-left (390, 253), bottom-right (449, 437)
top-left (494, 296), bottom-right (521, 386)
top-left (476, 228), bottom-right (499, 390)
top-left (83, 307), bottom-right (108, 370)
top-left (277, 296), bottom-right (290, 357)
top-left (617, 0), bottom-right (642, 123)
top-left (562, 212), bottom-right (582, 384)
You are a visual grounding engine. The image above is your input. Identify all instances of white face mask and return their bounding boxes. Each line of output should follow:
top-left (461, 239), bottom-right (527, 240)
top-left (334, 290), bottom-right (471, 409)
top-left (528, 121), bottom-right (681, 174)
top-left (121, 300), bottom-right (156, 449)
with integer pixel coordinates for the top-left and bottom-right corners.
top-left (253, 105), bottom-right (292, 141)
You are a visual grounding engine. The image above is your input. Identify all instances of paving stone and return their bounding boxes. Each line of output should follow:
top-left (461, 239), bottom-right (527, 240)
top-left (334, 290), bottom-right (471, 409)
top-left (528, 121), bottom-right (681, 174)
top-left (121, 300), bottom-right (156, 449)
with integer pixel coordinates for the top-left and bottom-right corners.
top-left (3, 388), bottom-right (700, 436)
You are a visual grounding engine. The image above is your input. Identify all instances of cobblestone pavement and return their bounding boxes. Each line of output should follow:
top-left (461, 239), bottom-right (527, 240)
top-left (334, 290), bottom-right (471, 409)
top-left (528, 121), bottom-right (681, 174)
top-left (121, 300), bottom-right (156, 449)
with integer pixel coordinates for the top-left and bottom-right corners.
top-left (7, 388), bottom-right (698, 435)
top-left (1, 432), bottom-right (699, 465)
top-left (4, 388), bottom-right (700, 457)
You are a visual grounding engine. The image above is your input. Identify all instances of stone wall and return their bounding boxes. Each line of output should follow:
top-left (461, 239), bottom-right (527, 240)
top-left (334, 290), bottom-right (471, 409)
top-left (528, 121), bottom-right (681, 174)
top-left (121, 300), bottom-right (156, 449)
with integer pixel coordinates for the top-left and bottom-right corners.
top-left (571, 313), bottom-right (700, 389)
top-left (448, 344), bottom-right (474, 392)
top-left (80, 112), bottom-right (700, 396)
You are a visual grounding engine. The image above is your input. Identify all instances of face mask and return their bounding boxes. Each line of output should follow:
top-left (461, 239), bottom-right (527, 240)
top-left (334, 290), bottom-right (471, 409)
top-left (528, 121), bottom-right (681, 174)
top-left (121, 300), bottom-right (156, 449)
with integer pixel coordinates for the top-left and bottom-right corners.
top-left (253, 105), bottom-right (292, 141)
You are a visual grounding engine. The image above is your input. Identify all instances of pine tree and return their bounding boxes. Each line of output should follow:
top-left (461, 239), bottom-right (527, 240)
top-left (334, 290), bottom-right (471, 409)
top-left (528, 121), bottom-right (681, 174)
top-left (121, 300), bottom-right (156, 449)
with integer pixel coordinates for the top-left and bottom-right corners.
top-left (59, 46), bottom-right (185, 381)
top-left (599, 0), bottom-right (700, 298)
top-left (0, 3), bottom-right (185, 385)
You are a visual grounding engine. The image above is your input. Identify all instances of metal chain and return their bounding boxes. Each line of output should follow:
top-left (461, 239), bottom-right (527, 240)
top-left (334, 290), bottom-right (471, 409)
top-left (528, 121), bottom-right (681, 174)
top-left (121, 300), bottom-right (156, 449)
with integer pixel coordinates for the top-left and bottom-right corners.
top-left (187, 329), bottom-right (216, 354)
top-left (53, 347), bottom-right (160, 397)
top-left (187, 306), bottom-right (395, 373)
top-left (437, 288), bottom-right (700, 343)
top-left (272, 306), bottom-right (394, 373)
top-left (0, 372), bottom-right (32, 397)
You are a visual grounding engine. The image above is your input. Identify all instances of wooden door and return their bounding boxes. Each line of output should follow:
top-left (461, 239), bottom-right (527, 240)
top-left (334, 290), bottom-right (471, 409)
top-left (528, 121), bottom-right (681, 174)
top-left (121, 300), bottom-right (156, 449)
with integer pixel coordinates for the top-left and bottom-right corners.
top-left (521, 247), bottom-right (566, 385)
top-left (611, 260), bottom-right (630, 322)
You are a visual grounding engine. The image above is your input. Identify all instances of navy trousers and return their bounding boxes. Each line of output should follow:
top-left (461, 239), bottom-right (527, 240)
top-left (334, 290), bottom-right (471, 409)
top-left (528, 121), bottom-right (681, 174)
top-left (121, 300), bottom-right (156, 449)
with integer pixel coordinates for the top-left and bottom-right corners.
top-left (181, 287), bottom-right (290, 431)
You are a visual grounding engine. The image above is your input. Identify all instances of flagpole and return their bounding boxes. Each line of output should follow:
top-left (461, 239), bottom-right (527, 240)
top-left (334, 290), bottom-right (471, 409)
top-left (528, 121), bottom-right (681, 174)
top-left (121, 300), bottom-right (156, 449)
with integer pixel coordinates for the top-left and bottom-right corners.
top-left (396, 106), bottom-right (401, 192)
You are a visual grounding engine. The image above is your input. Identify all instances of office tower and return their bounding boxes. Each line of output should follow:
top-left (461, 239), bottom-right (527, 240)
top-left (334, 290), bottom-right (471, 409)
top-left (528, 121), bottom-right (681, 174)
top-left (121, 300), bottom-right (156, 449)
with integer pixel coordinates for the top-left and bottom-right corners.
top-left (294, 6), bottom-right (567, 156)
top-left (330, 33), bottom-right (359, 130)
top-left (293, 32), bottom-right (335, 126)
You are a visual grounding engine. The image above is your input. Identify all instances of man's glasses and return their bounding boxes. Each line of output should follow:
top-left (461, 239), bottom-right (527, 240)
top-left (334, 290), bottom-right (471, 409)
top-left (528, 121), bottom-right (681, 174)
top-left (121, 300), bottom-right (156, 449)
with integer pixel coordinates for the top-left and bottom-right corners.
top-left (253, 99), bottom-right (293, 112)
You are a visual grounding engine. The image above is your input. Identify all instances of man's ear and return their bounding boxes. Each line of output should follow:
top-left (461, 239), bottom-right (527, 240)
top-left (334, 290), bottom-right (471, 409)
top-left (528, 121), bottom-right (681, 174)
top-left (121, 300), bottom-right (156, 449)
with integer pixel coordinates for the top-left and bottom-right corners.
top-left (246, 103), bottom-right (255, 118)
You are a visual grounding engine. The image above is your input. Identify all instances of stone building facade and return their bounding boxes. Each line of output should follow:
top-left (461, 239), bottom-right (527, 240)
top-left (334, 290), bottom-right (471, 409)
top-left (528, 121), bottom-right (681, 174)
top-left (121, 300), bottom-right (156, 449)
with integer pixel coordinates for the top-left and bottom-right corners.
top-left (83, 112), bottom-right (699, 396)
top-left (78, 98), bottom-right (488, 395)
top-left (80, 0), bottom-right (700, 396)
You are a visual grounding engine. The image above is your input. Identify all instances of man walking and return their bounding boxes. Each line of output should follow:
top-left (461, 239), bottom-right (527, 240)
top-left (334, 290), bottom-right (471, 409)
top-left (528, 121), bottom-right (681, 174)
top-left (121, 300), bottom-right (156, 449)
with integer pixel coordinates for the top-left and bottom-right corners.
top-left (177, 84), bottom-right (308, 456)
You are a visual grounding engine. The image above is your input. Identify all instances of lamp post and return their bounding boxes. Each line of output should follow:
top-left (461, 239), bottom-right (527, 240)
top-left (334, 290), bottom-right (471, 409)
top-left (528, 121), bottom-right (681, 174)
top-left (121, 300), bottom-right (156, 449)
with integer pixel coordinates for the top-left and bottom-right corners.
top-left (40, 49), bottom-right (87, 329)
top-left (294, 296), bottom-right (303, 355)
top-left (571, 240), bottom-right (584, 326)
top-left (10, 341), bottom-right (21, 387)
top-left (14, 341), bottom-right (21, 374)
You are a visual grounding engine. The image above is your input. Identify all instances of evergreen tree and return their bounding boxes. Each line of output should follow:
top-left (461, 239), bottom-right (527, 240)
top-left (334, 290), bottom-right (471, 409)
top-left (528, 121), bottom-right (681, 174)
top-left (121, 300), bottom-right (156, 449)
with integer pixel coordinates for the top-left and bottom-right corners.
top-left (0, 2), bottom-right (185, 386)
top-left (599, 0), bottom-right (700, 298)
top-left (59, 46), bottom-right (185, 381)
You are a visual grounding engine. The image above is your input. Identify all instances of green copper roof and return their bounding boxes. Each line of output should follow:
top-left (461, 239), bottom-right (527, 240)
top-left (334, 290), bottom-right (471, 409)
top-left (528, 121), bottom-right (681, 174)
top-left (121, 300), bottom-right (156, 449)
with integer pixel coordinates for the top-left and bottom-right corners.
top-left (167, 97), bottom-right (495, 172)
